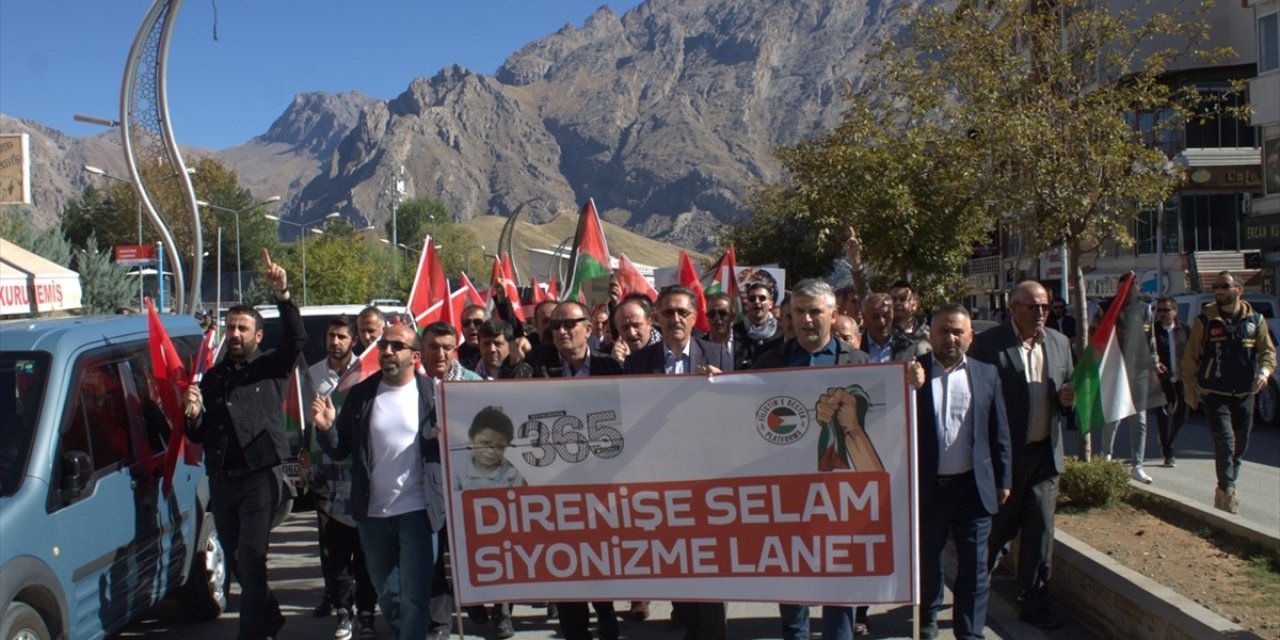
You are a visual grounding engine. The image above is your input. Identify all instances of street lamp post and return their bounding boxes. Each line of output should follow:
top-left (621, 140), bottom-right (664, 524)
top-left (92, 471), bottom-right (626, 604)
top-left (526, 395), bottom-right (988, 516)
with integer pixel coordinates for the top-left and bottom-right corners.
top-left (265, 212), bottom-right (339, 305)
top-left (197, 196), bottom-right (282, 303)
top-left (83, 165), bottom-right (148, 310)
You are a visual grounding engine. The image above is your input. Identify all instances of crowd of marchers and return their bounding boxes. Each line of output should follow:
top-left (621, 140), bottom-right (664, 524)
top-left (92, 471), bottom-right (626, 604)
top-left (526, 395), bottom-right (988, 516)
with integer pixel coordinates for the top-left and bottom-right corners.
top-left (185, 227), bottom-right (1274, 640)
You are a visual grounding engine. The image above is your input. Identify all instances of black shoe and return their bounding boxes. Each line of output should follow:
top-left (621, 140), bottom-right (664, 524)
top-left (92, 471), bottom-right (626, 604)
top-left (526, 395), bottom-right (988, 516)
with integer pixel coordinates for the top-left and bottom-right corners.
top-left (921, 620), bottom-right (940, 640)
top-left (466, 605), bottom-right (491, 625)
top-left (313, 598), bottom-right (335, 617)
top-left (357, 611), bottom-right (377, 640)
top-left (1019, 609), bottom-right (1063, 629)
top-left (545, 602), bottom-right (559, 620)
top-left (267, 609), bottom-right (287, 638)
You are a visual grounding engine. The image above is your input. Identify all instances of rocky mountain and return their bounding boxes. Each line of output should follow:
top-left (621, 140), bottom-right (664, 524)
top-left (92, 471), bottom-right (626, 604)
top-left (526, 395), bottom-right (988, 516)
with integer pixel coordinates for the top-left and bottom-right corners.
top-left (6, 0), bottom-right (933, 251)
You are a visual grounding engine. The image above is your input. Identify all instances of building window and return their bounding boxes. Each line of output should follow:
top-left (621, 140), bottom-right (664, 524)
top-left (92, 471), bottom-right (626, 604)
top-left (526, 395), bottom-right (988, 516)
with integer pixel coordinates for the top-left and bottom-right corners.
top-left (1260, 12), bottom-right (1279, 74)
top-left (1185, 89), bottom-right (1255, 149)
top-left (1135, 200), bottom-right (1180, 255)
top-left (1180, 193), bottom-right (1243, 252)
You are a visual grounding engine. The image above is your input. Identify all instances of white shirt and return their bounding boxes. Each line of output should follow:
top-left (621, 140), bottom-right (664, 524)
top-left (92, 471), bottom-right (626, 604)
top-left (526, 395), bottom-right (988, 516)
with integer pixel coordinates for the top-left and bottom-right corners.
top-left (1017, 328), bottom-right (1051, 444)
top-left (664, 341), bottom-right (692, 375)
top-left (367, 380), bottom-right (426, 517)
top-left (930, 356), bottom-right (975, 475)
top-left (308, 356), bottom-right (352, 398)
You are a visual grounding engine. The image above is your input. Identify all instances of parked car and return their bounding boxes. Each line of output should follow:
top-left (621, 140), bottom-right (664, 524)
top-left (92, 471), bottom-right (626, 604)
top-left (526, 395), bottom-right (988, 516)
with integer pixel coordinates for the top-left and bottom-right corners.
top-left (0, 314), bottom-right (226, 640)
top-left (1173, 292), bottom-right (1280, 323)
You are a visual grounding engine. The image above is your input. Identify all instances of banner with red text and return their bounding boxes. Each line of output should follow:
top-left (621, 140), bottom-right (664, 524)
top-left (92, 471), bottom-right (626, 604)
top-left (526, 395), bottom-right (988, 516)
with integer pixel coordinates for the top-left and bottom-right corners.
top-left (440, 363), bottom-right (917, 605)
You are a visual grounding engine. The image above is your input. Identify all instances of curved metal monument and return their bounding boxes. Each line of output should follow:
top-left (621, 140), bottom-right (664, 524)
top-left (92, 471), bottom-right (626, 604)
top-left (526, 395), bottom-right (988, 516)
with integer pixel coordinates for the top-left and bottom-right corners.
top-left (120, 0), bottom-right (203, 314)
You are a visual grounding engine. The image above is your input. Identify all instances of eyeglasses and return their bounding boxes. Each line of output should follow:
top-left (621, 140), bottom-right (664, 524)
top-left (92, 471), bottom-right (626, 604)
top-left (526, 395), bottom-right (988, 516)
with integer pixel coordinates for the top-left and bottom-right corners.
top-left (1212, 282), bottom-right (1237, 290)
top-left (377, 339), bottom-right (413, 352)
top-left (707, 309), bottom-right (732, 318)
top-left (548, 318), bottom-right (587, 332)
top-left (746, 295), bottom-right (770, 303)
top-left (461, 318), bottom-right (486, 328)
top-left (1017, 302), bottom-right (1051, 313)
top-left (660, 308), bottom-right (694, 319)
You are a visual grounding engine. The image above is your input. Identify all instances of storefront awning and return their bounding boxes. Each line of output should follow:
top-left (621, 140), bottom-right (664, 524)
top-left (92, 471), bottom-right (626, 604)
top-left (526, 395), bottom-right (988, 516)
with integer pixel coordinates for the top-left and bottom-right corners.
top-left (0, 237), bottom-right (82, 315)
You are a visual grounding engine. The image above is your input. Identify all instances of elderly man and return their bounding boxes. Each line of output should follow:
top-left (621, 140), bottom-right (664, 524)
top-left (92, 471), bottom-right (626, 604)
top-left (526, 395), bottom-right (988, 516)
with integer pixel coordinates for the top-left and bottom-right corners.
top-left (610, 296), bottom-right (658, 365)
top-left (530, 301), bottom-right (621, 640)
top-left (861, 293), bottom-right (929, 363)
top-left (457, 305), bottom-right (489, 371)
top-left (705, 292), bottom-right (736, 349)
top-left (968, 281), bottom-right (1075, 629)
top-left (916, 305), bottom-right (1011, 640)
top-left (356, 306), bottom-right (387, 351)
top-left (833, 314), bottom-right (861, 349)
top-left (751, 279), bottom-right (870, 640)
top-left (312, 323), bottom-right (445, 640)
top-left (733, 282), bottom-right (784, 370)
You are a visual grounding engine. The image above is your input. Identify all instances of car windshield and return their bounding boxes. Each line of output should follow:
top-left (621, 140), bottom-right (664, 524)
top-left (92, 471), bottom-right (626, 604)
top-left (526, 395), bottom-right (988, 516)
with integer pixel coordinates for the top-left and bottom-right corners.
top-left (0, 352), bottom-right (50, 497)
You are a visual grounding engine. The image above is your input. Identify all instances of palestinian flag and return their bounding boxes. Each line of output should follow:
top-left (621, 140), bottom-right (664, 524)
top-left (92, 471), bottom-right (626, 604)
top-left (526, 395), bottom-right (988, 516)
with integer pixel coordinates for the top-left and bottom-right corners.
top-left (676, 250), bottom-right (710, 333)
top-left (564, 198), bottom-right (611, 302)
top-left (282, 364), bottom-right (309, 464)
top-left (147, 299), bottom-right (189, 494)
top-left (616, 253), bottom-right (658, 302)
top-left (705, 245), bottom-right (739, 297)
top-left (1072, 272), bottom-right (1138, 435)
top-left (334, 343), bottom-right (382, 402)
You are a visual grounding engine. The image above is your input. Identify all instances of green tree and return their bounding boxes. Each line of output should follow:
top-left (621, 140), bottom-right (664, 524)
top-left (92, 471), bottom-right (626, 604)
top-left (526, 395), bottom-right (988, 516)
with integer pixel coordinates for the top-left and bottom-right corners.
top-left (274, 233), bottom-right (397, 305)
top-left (720, 185), bottom-right (844, 283)
top-left (737, 0), bottom-right (1234, 317)
top-left (388, 197), bottom-right (486, 280)
top-left (75, 234), bottom-right (135, 314)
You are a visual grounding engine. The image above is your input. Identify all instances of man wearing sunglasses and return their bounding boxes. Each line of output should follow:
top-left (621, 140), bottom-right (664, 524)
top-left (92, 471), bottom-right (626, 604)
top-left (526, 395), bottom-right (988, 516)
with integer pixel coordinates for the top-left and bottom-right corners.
top-left (969, 280), bottom-right (1075, 630)
top-left (732, 282), bottom-right (784, 370)
top-left (1182, 271), bottom-right (1276, 514)
top-left (704, 292), bottom-right (736, 349)
top-left (529, 301), bottom-right (622, 640)
top-left (457, 305), bottom-right (490, 372)
top-left (312, 323), bottom-right (448, 640)
top-left (1151, 296), bottom-right (1189, 468)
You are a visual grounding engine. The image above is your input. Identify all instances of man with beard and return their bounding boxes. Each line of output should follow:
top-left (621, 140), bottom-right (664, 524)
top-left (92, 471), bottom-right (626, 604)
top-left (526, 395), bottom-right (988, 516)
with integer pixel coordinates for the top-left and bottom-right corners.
top-left (915, 305), bottom-right (1011, 640)
top-left (1183, 270), bottom-right (1276, 513)
top-left (457, 305), bottom-right (489, 371)
top-left (184, 249), bottom-right (300, 640)
top-left (312, 323), bottom-right (447, 640)
top-left (889, 280), bottom-right (930, 351)
top-left (733, 282), bottom-right (784, 370)
top-left (532, 301), bottom-right (621, 639)
top-left (307, 315), bottom-right (378, 639)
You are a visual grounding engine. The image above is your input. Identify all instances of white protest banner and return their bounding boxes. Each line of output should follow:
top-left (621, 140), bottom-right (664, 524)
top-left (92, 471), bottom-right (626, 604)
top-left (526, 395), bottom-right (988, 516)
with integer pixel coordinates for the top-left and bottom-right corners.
top-left (440, 363), bottom-right (916, 605)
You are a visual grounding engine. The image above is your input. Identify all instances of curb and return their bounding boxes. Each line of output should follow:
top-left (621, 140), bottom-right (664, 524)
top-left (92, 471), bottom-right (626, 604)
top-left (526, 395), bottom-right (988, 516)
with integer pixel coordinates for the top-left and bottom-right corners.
top-left (1053, 530), bottom-right (1263, 640)
top-left (1129, 480), bottom-right (1280, 553)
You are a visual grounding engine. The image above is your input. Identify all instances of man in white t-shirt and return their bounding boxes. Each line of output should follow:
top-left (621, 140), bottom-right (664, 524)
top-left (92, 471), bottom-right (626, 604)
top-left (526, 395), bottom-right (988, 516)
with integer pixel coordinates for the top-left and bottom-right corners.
top-left (313, 323), bottom-right (446, 640)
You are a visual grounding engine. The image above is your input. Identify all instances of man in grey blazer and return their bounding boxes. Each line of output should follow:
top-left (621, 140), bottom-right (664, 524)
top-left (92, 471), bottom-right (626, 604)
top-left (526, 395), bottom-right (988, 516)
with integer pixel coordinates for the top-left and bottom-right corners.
top-left (916, 304), bottom-right (1011, 640)
top-left (968, 281), bottom-right (1075, 629)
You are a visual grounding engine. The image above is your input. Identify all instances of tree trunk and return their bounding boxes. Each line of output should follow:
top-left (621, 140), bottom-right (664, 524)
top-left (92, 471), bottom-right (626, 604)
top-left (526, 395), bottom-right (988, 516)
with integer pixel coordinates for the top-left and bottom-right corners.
top-left (1069, 240), bottom-right (1091, 461)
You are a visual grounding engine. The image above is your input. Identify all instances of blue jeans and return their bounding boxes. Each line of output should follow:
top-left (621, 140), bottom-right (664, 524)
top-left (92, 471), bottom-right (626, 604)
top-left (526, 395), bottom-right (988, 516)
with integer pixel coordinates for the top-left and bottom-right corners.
top-left (358, 511), bottom-right (437, 640)
top-left (779, 604), bottom-right (853, 640)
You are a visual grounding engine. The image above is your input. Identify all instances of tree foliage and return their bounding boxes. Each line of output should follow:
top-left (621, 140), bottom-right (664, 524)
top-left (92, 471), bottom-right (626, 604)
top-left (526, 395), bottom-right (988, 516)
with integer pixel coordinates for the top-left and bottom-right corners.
top-left (75, 234), bottom-right (135, 314)
top-left (729, 0), bottom-right (1235, 312)
top-left (272, 233), bottom-right (399, 306)
top-left (721, 185), bottom-right (844, 282)
top-left (388, 197), bottom-right (486, 280)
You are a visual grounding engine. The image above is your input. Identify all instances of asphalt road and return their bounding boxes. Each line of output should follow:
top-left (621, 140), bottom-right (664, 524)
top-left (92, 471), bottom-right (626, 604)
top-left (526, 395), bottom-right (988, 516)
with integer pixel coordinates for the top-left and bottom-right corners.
top-left (115, 414), bottom-right (1278, 640)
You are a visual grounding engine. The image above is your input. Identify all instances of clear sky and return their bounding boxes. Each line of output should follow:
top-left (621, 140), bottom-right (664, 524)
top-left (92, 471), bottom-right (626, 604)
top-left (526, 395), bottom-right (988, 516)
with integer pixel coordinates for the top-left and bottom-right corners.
top-left (0, 1), bottom-right (644, 151)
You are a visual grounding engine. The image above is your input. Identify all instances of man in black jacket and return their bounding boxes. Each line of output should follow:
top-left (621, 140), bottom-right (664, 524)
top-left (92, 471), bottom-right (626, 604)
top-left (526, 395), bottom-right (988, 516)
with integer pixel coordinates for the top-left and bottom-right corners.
top-left (185, 249), bottom-right (301, 640)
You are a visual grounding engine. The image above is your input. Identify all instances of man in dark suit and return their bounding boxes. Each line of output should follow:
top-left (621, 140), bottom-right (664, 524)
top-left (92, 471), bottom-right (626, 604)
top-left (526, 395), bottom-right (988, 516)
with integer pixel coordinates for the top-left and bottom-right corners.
top-left (1047, 297), bottom-right (1076, 340)
top-left (528, 301), bottom-right (620, 640)
top-left (750, 279), bottom-right (869, 640)
top-left (968, 281), bottom-right (1075, 629)
top-left (1152, 295), bottom-right (1189, 467)
top-left (916, 305), bottom-right (1011, 640)
top-left (624, 285), bottom-right (732, 639)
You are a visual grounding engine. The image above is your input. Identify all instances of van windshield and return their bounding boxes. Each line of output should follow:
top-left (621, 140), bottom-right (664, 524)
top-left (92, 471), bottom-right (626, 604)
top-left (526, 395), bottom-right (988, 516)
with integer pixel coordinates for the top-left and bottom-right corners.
top-left (0, 352), bottom-right (50, 497)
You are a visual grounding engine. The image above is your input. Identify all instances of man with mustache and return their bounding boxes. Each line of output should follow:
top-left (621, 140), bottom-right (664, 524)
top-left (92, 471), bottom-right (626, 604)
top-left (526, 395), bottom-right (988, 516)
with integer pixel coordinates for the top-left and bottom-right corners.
top-left (312, 323), bottom-right (448, 640)
top-left (185, 248), bottom-right (301, 640)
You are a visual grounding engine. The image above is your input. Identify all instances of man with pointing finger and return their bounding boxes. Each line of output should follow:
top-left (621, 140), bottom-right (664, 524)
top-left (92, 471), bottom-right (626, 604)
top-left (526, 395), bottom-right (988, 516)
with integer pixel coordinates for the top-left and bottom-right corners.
top-left (185, 248), bottom-right (303, 640)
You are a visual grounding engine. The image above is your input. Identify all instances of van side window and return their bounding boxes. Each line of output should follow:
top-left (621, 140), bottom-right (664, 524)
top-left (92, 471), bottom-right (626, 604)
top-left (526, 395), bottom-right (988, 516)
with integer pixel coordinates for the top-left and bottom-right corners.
top-left (61, 358), bottom-right (132, 471)
top-left (126, 357), bottom-right (172, 456)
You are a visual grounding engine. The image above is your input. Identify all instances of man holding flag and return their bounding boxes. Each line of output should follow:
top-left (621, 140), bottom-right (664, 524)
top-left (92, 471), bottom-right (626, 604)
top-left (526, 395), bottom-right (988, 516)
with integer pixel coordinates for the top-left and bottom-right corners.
top-left (1181, 270), bottom-right (1276, 513)
top-left (969, 280), bottom-right (1074, 630)
top-left (184, 249), bottom-right (301, 640)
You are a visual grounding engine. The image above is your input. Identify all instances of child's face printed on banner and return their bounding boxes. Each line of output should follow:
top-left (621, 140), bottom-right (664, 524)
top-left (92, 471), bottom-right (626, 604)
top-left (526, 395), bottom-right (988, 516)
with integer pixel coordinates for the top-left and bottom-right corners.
top-left (471, 427), bottom-right (511, 473)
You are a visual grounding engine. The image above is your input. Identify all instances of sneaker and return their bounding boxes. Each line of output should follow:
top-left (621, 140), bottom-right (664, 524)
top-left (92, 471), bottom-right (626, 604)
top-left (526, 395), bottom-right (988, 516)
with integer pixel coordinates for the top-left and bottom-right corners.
top-left (313, 598), bottom-right (335, 618)
top-left (357, 611), bottom-right (377, 640)
top-left (1226, 487), bottom-right (1239, 514)
top-left (334, 610), bottom-right (354, 640)
top-left (1131, 465), bottom-right (1153, 484)
top-left (1163, 456), bottom-right (1176, 468)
